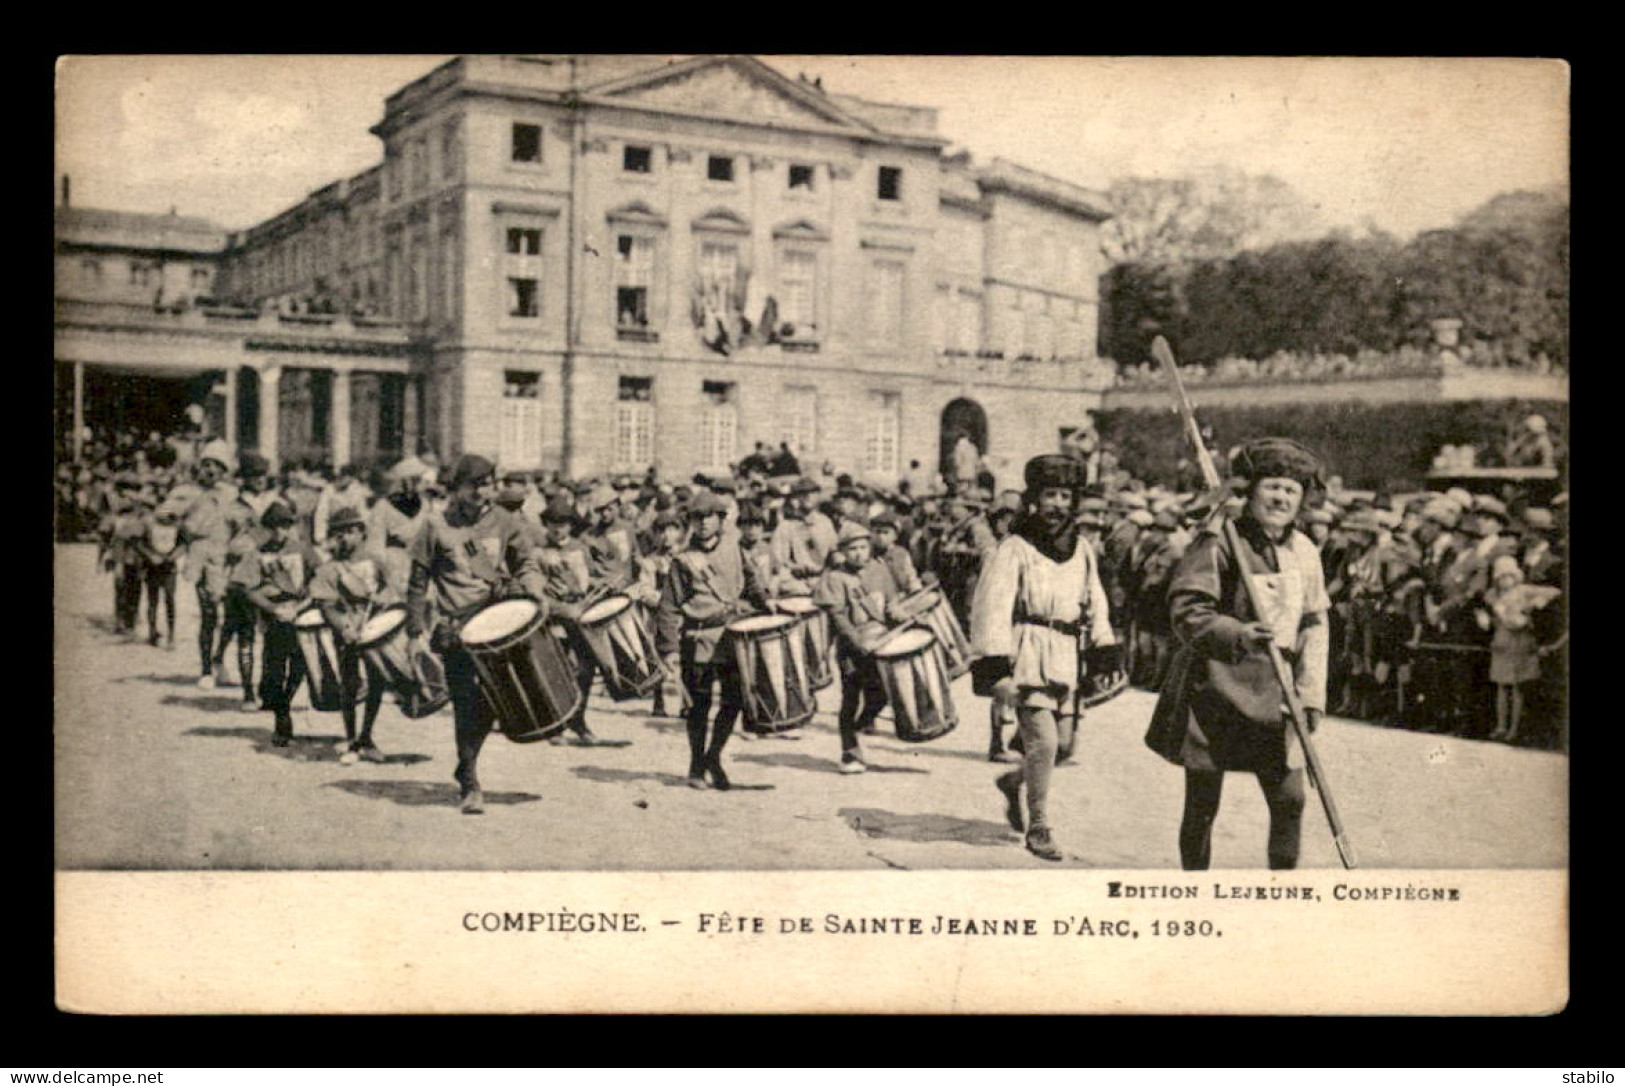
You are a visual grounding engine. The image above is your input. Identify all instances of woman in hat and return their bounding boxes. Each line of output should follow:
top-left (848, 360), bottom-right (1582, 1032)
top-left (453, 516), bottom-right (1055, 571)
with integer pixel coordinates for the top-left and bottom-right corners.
top-left (970, 454), bottom-right (1119, 862)
top-left (1145, 438), bottom-right (1329, 870)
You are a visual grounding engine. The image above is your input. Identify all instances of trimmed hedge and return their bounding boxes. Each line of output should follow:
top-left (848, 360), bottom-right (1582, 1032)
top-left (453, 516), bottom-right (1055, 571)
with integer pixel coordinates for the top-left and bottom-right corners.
top-left (1097, 399), bottom-right (1568, 492)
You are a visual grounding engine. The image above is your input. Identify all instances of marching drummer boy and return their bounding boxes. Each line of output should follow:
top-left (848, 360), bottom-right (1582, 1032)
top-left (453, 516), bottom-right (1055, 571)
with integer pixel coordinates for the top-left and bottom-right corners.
top-left (309, 506), bottom-right (395, 765)
top-left (231, 500), bottom-right (320, 748)
top-left (815, 520), bottom-right (904, 773)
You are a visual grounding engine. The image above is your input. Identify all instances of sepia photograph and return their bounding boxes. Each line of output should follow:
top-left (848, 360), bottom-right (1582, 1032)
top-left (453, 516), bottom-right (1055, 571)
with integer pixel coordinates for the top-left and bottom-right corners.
top-left (53, 54), bottom-right (1569, 1014)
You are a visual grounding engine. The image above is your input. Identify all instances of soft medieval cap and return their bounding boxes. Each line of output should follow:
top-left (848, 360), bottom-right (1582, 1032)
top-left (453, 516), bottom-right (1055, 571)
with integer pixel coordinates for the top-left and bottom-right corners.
top-left (327, 506), bottom-right (367, 534)
top-left (687, 491), bottom-right (727, 518)
top-left (837, 520), bottom-right (872, 547)
top-left (445, 453), bottom-right (496, 490)
top-left (542, 496), bottom-right (578, 524)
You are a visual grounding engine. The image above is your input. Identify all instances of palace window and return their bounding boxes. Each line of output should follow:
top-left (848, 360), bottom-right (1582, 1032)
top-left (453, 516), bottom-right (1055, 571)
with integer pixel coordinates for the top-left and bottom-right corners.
top-left (698, 241), bottom-right (740, 309)
top-left (615, 377), bottom-right (655, 469)
top-left (707, 155), bottom-right (735, 183)
top-left (954, 291), bottom-right (981, 354)
top-left (623, 145), bottom-right (652, 173)
top-left (788, 163), bottom-right (815, 191)
top-left (865, 392), bottom-right (901, 474)
top-left (782, 385), bottom-right (818, 458)
top-left (502, 221), bottom-right (543, 320)
top-left (877, 166), bottom-right (902, 201)
top-left (699, 380), bottom-right (737, 470)
top-left (615, 234), bottom-right (655, 330)
top-left (508, 278), bottom-right (539, 318)
top-left (867, 260), bottom-right (905, 344)
top-left (778, 249), bottom-right (817, 334)
top-left (500, 371), bottom-right (543, 468)
top-left (511, 123), bottom-right (542, 164)
top-left (507, 228), bottom-right (542, 256)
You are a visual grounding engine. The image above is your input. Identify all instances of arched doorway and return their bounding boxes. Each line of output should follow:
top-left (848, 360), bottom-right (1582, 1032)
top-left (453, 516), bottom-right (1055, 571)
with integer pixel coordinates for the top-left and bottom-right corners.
top-left (939, 398), bottom-right (988, 482)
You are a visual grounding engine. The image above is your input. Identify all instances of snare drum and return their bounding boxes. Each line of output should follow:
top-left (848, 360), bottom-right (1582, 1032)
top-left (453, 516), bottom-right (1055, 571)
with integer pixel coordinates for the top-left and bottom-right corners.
top-left (459, 598), bottom-right (583, 743)
top-left (357, 606), bottom-right (450, 719)
top-left (899, 587), bottom-right (973, 679)
top-left (872, 626), bottom-right (958, 743)
top-left (577, 595), bottom-right (663, 701)
top-left (293, 607), bottom-right (348, 712)
top-left (773, 596), bottom-right (834, 691)
top-left (728, 614), bottom-right (817, 733)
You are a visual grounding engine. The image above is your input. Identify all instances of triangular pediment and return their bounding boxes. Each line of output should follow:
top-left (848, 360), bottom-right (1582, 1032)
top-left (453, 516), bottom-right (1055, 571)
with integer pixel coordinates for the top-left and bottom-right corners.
top-left (593, 56), bottom-right (873, 133)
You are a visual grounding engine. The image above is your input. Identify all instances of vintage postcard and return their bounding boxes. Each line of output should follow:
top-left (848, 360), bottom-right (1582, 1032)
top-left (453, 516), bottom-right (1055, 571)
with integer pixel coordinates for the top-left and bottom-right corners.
top-left (54, 54), bottom-right (1568, 1015)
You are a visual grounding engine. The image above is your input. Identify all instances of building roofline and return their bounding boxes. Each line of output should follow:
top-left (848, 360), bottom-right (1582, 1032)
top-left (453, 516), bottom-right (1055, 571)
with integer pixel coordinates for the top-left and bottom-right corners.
top-left (977, 158), bottom-right (1113, 221)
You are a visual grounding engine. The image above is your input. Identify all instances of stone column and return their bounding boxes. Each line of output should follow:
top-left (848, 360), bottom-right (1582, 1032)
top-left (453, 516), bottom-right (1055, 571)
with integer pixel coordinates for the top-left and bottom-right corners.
top-left (331, 366), bottom-right (352, 467)
top-left (260, 364), bottom-right (282, 472)
top-left (71, 361), bottom-right (84, 461)
top-left (222, 369), bottom-right (237, 446)
top-left (403, 373), bottom-right (420, 457)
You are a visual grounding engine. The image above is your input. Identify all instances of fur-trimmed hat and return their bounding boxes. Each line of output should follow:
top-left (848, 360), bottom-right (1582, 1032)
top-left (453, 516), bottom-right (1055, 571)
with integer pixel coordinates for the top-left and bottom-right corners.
top-left (1023, 454), bottom-right (1086, 493)
top-left (1231, 438), bottom-right (1323, 490)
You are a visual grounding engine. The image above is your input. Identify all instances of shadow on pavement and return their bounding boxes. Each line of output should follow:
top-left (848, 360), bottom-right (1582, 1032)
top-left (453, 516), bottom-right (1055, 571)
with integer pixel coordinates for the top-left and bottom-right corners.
top-left (571, 765), bottom-right (693, 789)
top-left (163, 693), bottom-right (254, 713)
top-left (115, 672), bottom-right (211, 687)
top-left (839, 806), bottom-right (1019, 848)
top-left (326, 780), bottom-right (541, 808)
top-left (184, 725), bottom-right (363, 764)
top-left (734, 750), bottom-right (842, 775)
top-left (640, 717), bottom-right (687, 735)
top-left (858, 760), bottom-right (930, 775)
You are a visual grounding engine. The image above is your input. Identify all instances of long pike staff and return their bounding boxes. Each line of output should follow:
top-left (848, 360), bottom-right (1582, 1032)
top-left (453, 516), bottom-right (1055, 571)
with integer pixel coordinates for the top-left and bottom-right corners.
top-left (1151, 335), bottom-right (1359, 869)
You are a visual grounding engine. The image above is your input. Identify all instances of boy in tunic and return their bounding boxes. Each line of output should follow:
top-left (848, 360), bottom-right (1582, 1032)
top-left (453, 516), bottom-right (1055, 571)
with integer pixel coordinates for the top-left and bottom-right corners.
top-left (405, 454), bottom-right (550, 814)
top-left (655, 492), bottom-right (768, 789)
top-left (231, 500), bottom-right (320, 747)
top-left (970, 455), bottom-right (1119, 861)
top-left (309, 506), bottom-right (395, 764)
top-left (815, 520), bottom-right (904, 771)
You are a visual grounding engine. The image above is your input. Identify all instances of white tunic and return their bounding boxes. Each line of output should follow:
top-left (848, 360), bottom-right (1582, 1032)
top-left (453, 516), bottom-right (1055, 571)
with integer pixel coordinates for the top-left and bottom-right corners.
top-left (970, 533), bottom-right (1116, 693)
